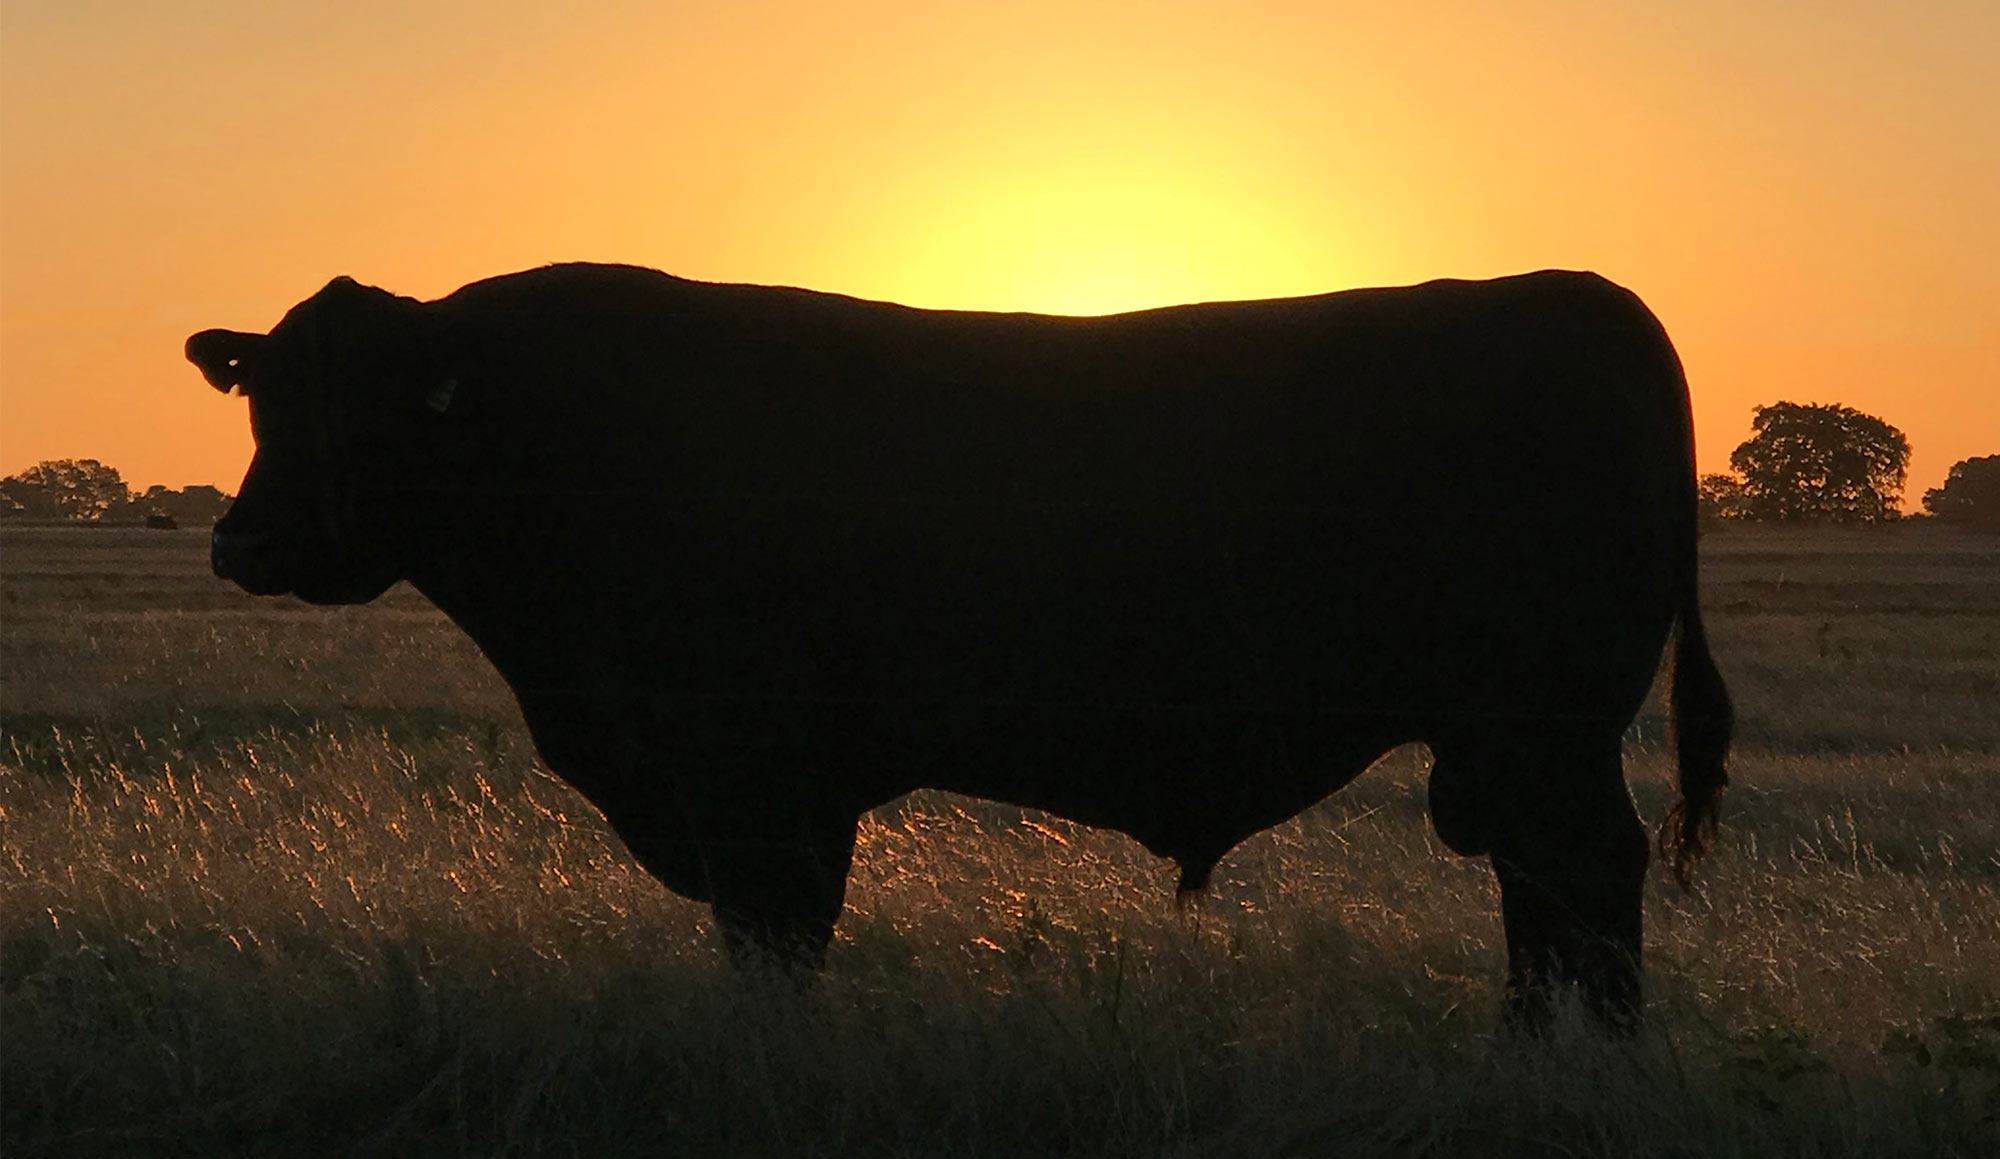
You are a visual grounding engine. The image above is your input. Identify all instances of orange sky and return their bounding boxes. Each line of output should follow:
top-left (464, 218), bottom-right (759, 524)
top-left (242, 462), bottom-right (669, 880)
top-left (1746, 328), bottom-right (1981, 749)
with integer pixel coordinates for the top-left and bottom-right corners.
top-left (3, 1), bottom-right (1994, 501)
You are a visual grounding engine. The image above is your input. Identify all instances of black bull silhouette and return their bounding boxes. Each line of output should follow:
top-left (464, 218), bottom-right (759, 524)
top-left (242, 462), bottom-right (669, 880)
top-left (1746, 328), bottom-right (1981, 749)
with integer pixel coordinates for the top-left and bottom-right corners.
top-left (188, 263), bottom-right (1730, 1026)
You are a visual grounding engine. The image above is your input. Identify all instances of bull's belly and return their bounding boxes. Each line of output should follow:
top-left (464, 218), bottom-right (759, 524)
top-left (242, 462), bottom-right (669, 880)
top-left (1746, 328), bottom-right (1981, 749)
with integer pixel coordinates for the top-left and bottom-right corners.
top-left (530, 682), bottom-right (1412, 883)
top-left (865, 698), bottom-right (1414, 861)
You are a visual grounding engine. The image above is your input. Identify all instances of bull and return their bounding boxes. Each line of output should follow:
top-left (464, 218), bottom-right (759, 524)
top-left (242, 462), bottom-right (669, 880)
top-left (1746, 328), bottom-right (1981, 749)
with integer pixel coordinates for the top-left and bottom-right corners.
top-left (187, 263), bottom-right (1731, 1026)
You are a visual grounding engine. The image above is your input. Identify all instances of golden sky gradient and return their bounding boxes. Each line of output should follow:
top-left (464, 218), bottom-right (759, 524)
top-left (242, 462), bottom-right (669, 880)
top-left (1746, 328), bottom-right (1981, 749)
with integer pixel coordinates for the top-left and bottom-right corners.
top-left (3, 0), bottom-right (1994, 501)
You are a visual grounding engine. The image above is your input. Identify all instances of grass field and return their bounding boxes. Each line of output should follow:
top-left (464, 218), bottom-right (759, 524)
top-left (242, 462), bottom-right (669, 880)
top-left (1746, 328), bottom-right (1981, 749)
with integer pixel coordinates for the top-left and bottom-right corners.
top-left (3, 522), bottom-right (1997, 1157)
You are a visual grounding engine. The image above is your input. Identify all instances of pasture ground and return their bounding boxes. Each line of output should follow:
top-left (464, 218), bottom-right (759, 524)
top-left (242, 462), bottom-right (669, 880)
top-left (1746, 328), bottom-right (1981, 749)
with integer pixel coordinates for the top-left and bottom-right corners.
top-left (2, 523), bottom-right (1997, 1157)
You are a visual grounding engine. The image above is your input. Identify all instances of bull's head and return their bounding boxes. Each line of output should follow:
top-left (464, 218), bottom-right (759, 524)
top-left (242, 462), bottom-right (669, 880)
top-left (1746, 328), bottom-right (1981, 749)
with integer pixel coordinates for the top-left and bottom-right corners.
top-left (189, 276), bottom-right (453, 604)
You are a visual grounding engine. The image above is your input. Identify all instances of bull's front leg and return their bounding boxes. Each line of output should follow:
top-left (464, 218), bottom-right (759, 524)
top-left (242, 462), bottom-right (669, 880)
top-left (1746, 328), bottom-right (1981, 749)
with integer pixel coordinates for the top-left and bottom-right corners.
top-left (577, 767), bottom-right (859, 971)
top-left (574, 701), bottom-right (865, 971)
top-left (705, 810), bottom-right (858, 972)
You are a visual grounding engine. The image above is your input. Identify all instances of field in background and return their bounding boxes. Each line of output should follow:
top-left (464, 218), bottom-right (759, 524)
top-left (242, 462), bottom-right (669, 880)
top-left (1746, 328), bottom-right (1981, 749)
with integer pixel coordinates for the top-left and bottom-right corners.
top-left (2, 523), bottom-right (1997, 1157)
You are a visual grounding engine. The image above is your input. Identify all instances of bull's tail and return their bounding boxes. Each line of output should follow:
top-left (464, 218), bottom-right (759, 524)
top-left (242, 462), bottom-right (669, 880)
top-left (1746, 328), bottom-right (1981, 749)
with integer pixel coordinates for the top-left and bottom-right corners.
top-left (1658, 381), bottom-right (1733, 890)
top-left (1661, 608), bottom-right (1731, 888)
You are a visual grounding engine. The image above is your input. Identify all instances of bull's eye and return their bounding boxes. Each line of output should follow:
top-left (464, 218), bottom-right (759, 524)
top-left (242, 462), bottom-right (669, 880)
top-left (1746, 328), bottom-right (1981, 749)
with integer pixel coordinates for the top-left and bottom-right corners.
top-left (425, 378), bottom-right (458, 414)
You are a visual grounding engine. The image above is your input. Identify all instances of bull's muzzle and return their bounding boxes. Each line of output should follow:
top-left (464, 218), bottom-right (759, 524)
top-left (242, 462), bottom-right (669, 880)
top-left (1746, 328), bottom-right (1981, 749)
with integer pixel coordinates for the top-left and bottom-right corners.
top-left (211, 526), bottom-right (289, 595)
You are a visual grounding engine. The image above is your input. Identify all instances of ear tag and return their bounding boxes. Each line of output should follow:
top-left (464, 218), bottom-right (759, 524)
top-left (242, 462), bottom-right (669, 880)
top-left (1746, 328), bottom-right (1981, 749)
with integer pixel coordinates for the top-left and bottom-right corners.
top-left (425, 378), bottom-right (458, 414)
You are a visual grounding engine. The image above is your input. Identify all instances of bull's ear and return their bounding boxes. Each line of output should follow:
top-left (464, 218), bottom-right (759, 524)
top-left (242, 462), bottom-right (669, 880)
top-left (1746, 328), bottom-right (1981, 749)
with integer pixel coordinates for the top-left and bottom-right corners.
top-left (186, 329), bottom-right (269, 395)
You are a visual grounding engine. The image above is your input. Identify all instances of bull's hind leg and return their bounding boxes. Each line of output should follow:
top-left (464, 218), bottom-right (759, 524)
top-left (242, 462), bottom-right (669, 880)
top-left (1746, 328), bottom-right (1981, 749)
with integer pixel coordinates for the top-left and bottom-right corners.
top-left (1430, 731), bottom-right (1648, 1030)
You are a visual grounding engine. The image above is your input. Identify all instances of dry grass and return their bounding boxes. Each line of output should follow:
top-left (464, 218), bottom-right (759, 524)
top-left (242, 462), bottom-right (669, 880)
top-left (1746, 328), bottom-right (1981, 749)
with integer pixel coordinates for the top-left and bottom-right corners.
top-left (2, 524), bottom-right (1997, 1156)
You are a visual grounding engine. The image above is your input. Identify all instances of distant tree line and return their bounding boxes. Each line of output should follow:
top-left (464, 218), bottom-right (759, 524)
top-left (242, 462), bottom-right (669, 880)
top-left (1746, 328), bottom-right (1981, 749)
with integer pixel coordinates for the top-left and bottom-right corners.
top-left (5, 419), bottom-right (1995, 533)
top-left (0, 460), bottom-right (232, 528)
top-left (1699, 402), bottom-right (1996, 530)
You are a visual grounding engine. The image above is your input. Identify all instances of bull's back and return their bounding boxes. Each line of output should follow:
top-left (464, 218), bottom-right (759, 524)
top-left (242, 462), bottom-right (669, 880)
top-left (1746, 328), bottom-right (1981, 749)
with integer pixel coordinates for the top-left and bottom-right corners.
top-left (446, 264), bottom-right (1676, 509)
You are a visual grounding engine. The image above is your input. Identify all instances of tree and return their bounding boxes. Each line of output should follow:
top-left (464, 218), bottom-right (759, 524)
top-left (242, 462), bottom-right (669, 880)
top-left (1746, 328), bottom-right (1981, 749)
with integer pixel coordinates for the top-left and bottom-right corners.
top-left (136, 484), bottom-right (233, 527)
top-left (1727, 402), bottom-right (1909, 522)
top-left (0, 478), bottom-right (58, 520)
top-left (0, 459), bottom-right (132, 522)
top-left (1697, 473), bottom-right (1751, 523)
top-left (1923, 454), bottom-right (2000, 531)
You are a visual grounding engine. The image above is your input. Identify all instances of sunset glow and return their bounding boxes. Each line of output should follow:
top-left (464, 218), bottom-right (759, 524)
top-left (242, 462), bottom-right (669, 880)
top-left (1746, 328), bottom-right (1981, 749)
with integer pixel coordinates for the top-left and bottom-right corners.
top-left (2, 0), bottom-right (1994, 499)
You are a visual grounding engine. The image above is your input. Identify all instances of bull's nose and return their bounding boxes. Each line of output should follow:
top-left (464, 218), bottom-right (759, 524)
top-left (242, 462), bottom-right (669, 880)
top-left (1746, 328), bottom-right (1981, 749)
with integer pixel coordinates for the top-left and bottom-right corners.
top-left (211, 527), bottom-right (261, 578)
top-left (211, 527), bottom-right (287, 593)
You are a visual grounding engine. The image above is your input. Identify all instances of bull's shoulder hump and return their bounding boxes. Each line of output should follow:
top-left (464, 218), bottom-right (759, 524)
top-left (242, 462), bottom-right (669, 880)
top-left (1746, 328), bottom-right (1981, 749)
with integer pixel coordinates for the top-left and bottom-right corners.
top-left (429, 262), bottom-right (698, 308)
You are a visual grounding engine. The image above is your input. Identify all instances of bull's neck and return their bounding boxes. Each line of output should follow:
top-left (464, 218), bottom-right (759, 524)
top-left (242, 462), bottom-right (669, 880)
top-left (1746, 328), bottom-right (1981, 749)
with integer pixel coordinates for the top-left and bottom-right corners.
top-left (405, 561), bottom-right (571, 691)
